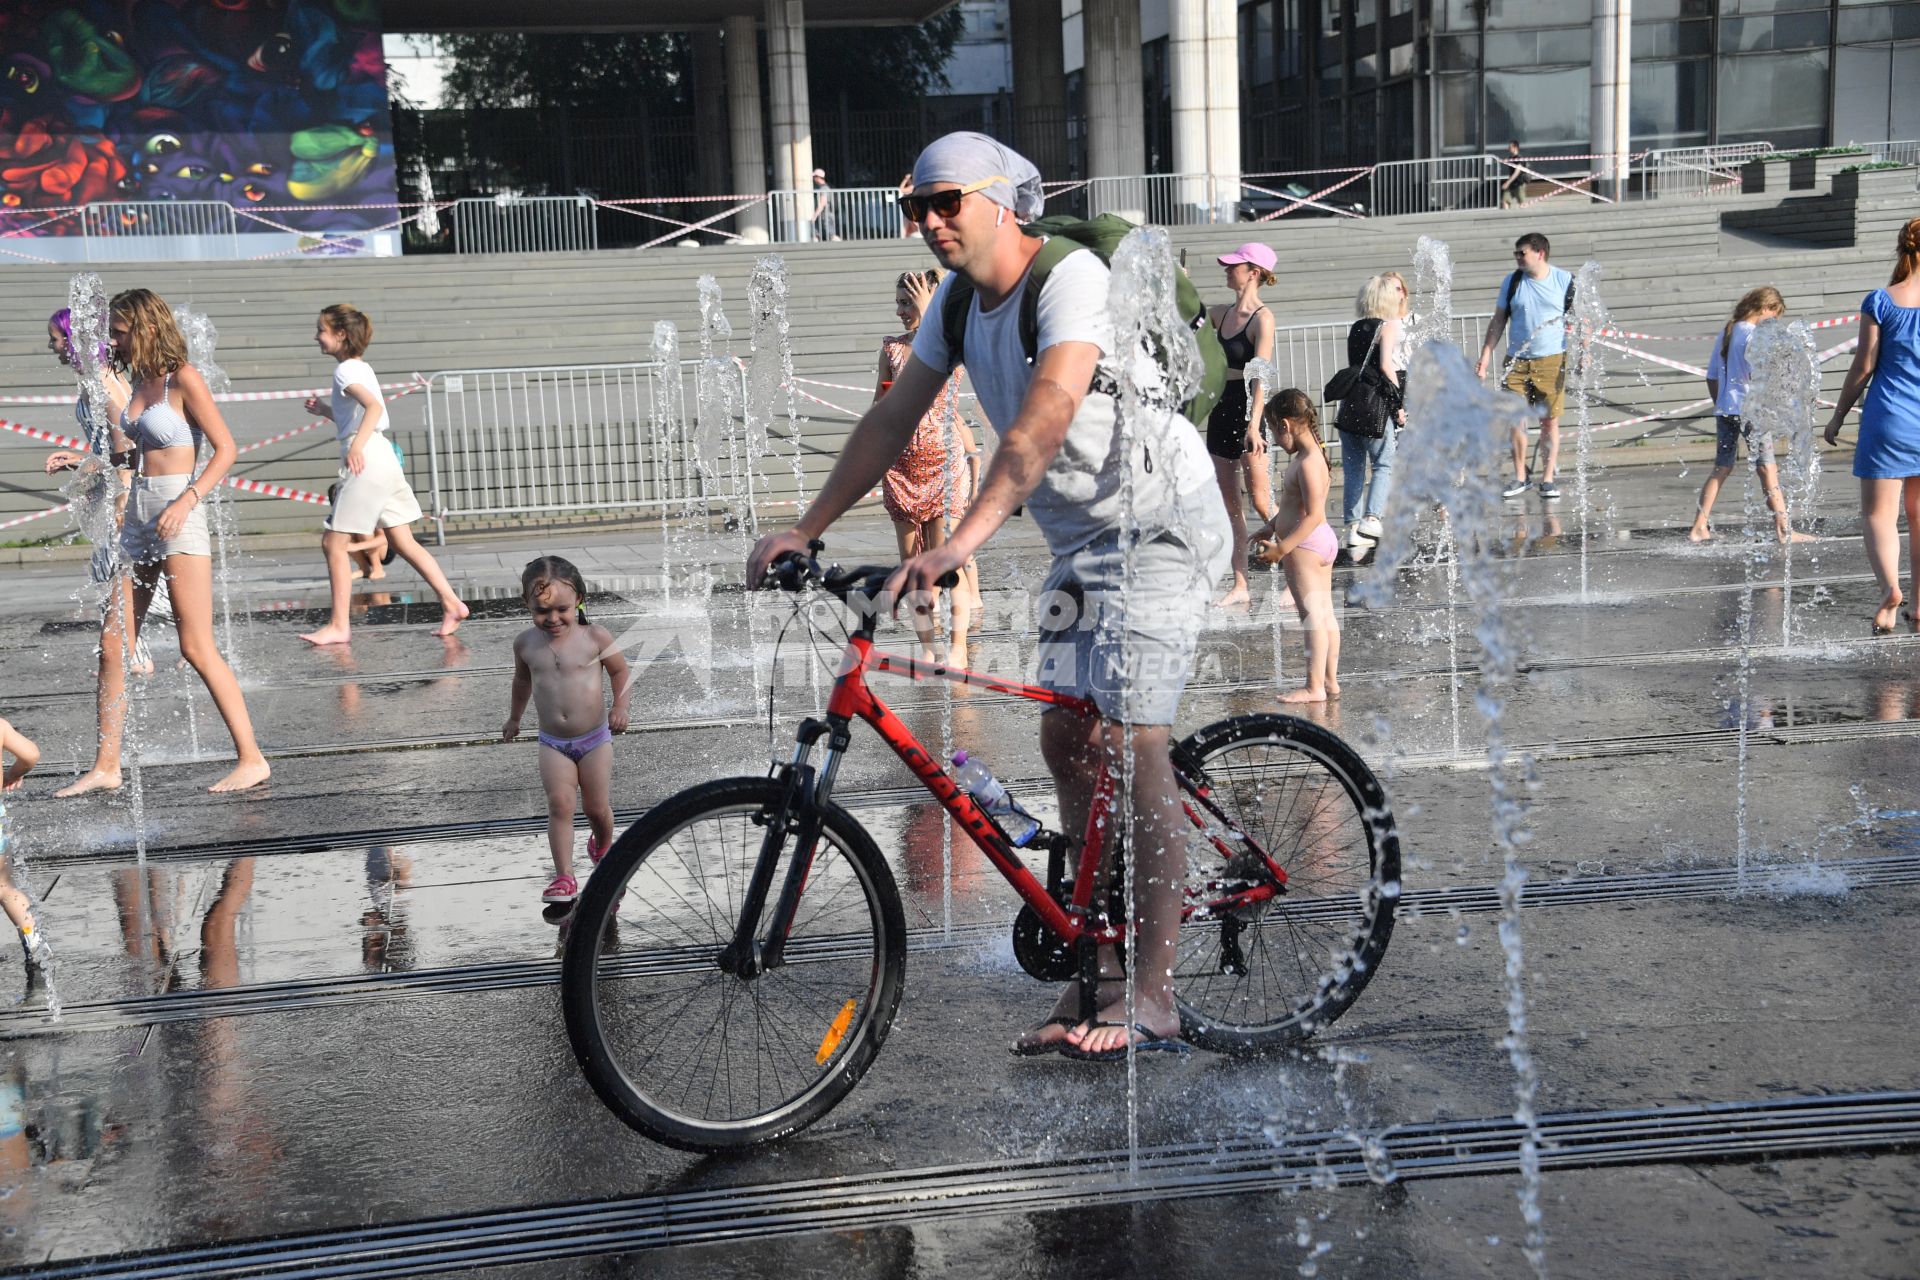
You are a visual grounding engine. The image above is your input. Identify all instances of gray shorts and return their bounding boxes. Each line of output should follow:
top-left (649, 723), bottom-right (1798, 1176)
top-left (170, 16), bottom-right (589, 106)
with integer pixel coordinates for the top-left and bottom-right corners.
top-left (1714, 414), bottom-right (1776, 469)
top-left (1033, 501), bottom-right (1226, 726)
top-left (121, 472), bottom-right (212, 563)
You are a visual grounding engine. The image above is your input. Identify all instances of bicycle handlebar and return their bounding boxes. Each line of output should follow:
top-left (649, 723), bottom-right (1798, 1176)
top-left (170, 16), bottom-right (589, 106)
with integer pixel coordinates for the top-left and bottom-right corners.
top-left (767, 542), bottom-right (958, 602)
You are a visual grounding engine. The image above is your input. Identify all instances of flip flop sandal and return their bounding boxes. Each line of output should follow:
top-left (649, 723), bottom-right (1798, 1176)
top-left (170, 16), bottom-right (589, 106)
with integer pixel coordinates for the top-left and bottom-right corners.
top-left (1010, 1015), bottom-right (1079, 1058)
top-left (1060, 1021), bottom-right (1193, 1063)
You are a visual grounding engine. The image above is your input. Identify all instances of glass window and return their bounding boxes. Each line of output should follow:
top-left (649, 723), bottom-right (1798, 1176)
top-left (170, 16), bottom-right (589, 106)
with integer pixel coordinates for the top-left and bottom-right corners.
top-left (1485, 30), bottom-right (1536, 66)
top-left (1722, 11), bottom-right (1831, 51)
top-left (1631, 59), bottom-right (1711, 144)
top-left (1438, 72), bottom-right (1481, 152)
top-left (1388, 0), bottom-right (1414, 15)
top-left (1485, 0), bottom-right (1588, 25)
top-left (1388, 41), bottom-right (1416, 77)
top-left (1438, 0), bottom-right (1481, 32)
top-left (1840, 5), bottom-right (1920, 42)
top-left (1633, 0), bottom-right (1713, 17)
top-left (1485, 66), bottom-right (1590, 147)
top-left (1716, 49), bottom-right (1830, 142)
top-left (1437, 33), bottom-right (1480, 69)
top-left (1349, 89), bottom-right (1378, 157)
top-left (1723, 0), bottom-right (1827, 12)
top-left (1538, 28), bottom-right (1592, 63)
top-left (1243, 2), bottom-right (1275, 87)
top-left (1323, 0), bottom-right (1344, 38)
top-left (1633, 20), bottom-right (1713, 58)
top-left (1279, 0), bottom-right (1304, 78)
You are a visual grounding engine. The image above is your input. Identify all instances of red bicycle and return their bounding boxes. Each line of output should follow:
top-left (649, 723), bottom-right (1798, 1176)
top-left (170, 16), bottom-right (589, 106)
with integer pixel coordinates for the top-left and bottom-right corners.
top-left (562, 546), bottom-right (1400, 1152)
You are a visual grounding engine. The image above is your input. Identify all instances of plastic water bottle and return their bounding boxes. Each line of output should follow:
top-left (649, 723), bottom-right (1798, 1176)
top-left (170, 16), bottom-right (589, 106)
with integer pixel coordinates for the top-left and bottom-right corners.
top-left (951, 750), bottom-right (1041, 847)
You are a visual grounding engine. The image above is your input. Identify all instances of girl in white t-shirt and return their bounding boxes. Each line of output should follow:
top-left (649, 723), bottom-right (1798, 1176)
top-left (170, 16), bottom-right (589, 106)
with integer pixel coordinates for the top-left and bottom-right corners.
top-left (298, 305), bottom-right (467, 646)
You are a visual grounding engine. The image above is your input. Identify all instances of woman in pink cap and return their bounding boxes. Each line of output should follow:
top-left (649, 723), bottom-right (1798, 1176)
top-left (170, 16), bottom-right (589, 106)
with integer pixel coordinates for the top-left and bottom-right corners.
top-left (1206, 242), bottom-right (1280, 607)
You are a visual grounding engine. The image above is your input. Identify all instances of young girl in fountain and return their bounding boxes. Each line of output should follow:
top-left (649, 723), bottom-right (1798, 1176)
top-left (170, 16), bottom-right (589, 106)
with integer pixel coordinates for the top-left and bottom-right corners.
top-left (57, 289), bottom-right (270, 796)
top-left (503, 556), bottom-right (632, 907)
top-left (299, 305), bottom-right (467, 646)
top-left (0, 718), bottom-right (51, 969)
top-left (1252, 390), bottom-right (1341, 703)
top-left (1689, 287), bottom-right (1803, 544)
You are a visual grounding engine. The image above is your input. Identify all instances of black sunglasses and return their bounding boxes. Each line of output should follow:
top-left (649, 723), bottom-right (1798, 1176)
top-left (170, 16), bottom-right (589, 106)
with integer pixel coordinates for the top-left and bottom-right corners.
top-left (898, 176), bottom-right (1007, 225)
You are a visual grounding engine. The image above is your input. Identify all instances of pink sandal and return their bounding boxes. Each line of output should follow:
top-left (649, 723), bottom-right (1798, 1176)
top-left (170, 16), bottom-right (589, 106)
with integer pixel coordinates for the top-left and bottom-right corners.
top-left (541, 874), bottom-right (579, 904)
top-left (587, 834), bottom-right (608, 866)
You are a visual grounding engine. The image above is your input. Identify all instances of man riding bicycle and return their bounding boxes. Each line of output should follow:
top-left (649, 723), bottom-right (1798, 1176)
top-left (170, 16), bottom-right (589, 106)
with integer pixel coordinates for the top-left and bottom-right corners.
top-left (747, 132), bottom-right (1229, 1060)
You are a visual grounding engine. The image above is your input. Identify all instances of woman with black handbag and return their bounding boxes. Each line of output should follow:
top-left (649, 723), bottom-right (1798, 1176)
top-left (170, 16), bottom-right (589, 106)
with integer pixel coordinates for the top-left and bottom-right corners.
top-left (1333, 274), bottom-right (1408, 553)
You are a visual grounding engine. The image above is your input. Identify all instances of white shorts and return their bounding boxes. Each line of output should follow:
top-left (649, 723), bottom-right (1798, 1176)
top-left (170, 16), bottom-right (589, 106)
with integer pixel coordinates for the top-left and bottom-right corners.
top-left (121, 472), bottom-right (212, 563)
top-left (325, 436), bottom-right (422, 535)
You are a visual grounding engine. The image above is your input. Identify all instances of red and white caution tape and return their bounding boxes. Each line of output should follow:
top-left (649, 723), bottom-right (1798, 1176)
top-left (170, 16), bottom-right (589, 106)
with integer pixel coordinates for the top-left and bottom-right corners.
top-left (0, 375), bottom-right (425, 408)
top-left (221, 475), bottom-right (327, 505)
top-left (1595, 313), bottom-right (1860, 342)
top-left (1594, 338), bottom-right (1709, 378)
top-left (0, 501), bottom-right (73, 533)
top-left (0, 417), bottom-right (86, 449)
top-left (1590, 396), bottom-right (1714, 433)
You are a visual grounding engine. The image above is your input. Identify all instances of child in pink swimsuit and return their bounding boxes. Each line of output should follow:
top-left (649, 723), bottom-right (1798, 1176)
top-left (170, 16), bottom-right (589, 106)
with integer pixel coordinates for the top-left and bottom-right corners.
top-left (1253, 390), bottom-right (1342, 703)
top-left (503, 556), bottom-right (631, 907)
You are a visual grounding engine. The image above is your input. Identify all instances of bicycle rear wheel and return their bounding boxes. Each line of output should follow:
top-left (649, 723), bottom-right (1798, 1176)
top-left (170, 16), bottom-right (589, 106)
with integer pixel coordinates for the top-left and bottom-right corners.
top-left (561, 776), bottom-right (906, 1152)
top-left (1170, 713), bottom-right (1399, 1055)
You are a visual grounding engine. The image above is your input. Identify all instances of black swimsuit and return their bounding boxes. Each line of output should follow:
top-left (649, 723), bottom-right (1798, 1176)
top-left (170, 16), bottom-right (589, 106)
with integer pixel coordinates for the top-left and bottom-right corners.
top-left (1206, 306), bottom-right (1267, 459)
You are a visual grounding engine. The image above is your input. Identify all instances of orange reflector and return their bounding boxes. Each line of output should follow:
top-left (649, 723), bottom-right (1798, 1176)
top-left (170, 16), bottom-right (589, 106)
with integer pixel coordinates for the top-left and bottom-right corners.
top-left (815, 998), bottom-right (857, 1065)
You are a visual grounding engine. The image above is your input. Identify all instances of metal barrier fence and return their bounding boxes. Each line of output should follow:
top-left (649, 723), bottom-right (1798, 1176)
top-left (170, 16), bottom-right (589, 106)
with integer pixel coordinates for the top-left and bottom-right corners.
top-left (1642, 143), bottom-right (1774, 199)
top-left (78, 201), bottom-right (240, 261)
top-left (451, 196), bottom-right (598, 255)
top-left (422, 359), bottom-right (748, 538)
top-left (767, 186), bottom-right (907, 242)
top-left (1266, 313), bottom-right (1494, 442)
top-left (1371, 156), bottom-right (1498, 217)
top-left (1863, 139), bottom-right (1920, 169)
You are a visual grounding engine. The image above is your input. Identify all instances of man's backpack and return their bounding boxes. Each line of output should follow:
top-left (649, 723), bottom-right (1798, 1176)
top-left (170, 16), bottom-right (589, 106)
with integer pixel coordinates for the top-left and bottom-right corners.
top-left (940, 213), bottom-right (1229, 426)
top-left (1501, 268), bottom-right (1578, 357)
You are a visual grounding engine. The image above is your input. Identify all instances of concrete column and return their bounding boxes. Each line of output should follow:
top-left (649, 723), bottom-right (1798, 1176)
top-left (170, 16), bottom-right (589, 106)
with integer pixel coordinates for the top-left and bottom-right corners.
top-left (1083, 0), bottom-right (1146, 219)
top-left (765, 0), bottom-right (815, 241)
top-left (691, 27), bottom-right (728, 199)
top-left (1168, 0), bottom-right (1239, 222)
top-left (1590, 0), bottom-right (1631, 202)
top-left (724, 15), bottom-right (770, 243)
top-left (1011, 0), bottom-right (1069, 180)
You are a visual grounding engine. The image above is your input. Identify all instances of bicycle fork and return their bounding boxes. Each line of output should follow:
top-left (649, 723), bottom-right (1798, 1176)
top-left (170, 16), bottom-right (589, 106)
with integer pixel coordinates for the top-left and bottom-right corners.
top-left (716, 717), bottom-right (848, 980)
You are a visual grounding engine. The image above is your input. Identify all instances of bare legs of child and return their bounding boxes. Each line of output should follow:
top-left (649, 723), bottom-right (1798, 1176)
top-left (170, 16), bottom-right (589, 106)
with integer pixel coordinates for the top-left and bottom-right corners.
top-left (152, 557), bottom-right (271, 792)
top-left (1278, 544), bottom-right (1341, 703)
top-left (1691, 462), bottom-right (1808, 544)
top-left (301, 522), bottom-right (467, 646)
top-left (539, 739), bottom-right (613, 903)
top-left (893, 515), bottom-right (974, 666)
top-left (57, 578), bottom-right (134, 796)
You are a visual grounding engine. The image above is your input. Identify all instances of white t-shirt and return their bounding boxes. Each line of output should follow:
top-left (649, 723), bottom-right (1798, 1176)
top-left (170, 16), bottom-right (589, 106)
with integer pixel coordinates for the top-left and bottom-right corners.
top-left (330, 358), bottom-right (385, 445)
top-left (1705, 321), bottom-right (1755, 417)
top-left (910, 246), bottom-right (1212, 555)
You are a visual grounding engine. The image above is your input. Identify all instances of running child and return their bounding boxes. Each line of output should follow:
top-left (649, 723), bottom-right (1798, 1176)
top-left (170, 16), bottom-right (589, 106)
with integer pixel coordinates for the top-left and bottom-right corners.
top-left (0, 718), bottom-right (50, 968)
top-left (1252, 390), bottom-right (1341, 703)
top-left (299, 305), bottom-right (467, 645)
top-left (1689, 287), bottom-right (1801, 543)
top-left (502, 556), bottom-right (631, 906)
top-left (325, 483), bottom-right (393, 580)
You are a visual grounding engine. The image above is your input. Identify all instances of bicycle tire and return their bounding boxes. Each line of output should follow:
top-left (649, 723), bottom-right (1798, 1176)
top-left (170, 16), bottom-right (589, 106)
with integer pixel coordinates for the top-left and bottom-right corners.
top-left (561, 776), bottom-right (907, 1152)
top-left (1169, 713), bottom-right (1399, 1055)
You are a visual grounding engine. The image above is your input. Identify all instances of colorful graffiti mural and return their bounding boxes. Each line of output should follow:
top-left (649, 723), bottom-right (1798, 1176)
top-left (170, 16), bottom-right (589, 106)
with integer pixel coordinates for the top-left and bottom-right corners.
top-left (0, 0), bottom-right (396, 244)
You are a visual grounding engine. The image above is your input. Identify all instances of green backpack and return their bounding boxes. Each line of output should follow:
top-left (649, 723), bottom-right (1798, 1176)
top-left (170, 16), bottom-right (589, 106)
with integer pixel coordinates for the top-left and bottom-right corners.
top-left (940, 213), bottom-right (1229, 427)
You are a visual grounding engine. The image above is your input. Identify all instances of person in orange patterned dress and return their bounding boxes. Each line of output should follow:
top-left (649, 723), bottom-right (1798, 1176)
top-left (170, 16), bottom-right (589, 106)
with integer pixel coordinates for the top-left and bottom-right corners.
top-left (873, 269), bottom-right (983, 666)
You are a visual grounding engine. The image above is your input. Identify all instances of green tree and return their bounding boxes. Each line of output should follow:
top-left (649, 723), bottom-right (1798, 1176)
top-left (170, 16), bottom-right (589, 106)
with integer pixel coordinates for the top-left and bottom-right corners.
top-left (437, 33), bottom-right (692, 115)
top-left (809, 10), bottom-right (966, 111)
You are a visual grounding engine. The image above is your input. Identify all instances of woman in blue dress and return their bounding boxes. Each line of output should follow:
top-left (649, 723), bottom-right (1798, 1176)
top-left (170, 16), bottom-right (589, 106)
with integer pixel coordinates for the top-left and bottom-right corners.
top-left (1825, 217), bottom-right (1920, 635)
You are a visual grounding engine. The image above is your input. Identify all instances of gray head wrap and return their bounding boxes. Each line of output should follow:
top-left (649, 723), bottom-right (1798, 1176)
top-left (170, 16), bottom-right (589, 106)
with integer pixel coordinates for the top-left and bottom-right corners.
top-left (910, 132), bottom-right (1045, 222)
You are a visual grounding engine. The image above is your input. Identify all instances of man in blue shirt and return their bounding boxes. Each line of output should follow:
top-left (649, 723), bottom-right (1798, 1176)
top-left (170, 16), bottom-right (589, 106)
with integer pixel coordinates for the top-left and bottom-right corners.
top-left (1476, 233), bottom-right (1574, 499)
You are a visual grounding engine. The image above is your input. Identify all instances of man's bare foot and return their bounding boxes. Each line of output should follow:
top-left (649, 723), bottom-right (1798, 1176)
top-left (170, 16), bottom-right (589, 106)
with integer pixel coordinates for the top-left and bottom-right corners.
top-left (1687, 524), bottom-right (1712, 543)
top-left (55, 768), bottom-right (121, 797)
top-left (209, 757), bottom-right (271, 793)
top-left (1013, 978), bottom-right (1123, 1055)
top-left (434, 600), bottom-right (469, 637)
top-left (1279, 685), bottom-right (1328, 704)
top-left (1216, 576), bottom-right (1252, 609)
top-left (299, 624), bottom-right (351, 646)
top-left (1066, 996), bottom-right (1181, 1057)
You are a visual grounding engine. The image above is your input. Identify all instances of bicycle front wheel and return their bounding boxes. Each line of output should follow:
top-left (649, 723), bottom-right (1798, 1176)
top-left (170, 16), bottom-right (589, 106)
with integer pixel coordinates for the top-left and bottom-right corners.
top-left (1170, 714), bottom-right (1400, 1055)
top-left (561, 777), bottom-right (906, 1152)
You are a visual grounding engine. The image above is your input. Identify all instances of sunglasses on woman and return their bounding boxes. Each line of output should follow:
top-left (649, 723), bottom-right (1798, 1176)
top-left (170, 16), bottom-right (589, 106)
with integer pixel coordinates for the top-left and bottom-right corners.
top-left (898, 176), bottom-right (1008, 224)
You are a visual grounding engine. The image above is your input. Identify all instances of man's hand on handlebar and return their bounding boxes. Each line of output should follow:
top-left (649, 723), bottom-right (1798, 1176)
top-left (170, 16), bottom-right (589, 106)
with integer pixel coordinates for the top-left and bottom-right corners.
top-left (747, 528), bottom-right (814, 590)
top-left (882, 544), bottom-right (967, 621)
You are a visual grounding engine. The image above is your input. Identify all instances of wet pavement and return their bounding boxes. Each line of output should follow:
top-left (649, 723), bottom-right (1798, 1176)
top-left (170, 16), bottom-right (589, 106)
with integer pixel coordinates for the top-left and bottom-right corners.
top-left (2, 460), bottom-right (1919, 1278)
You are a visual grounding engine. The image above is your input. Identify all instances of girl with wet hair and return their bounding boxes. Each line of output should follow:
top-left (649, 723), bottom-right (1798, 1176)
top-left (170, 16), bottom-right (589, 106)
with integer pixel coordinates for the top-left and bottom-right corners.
top-left (504, 555), bottom-right (631, 908)
top-left (58, 288), bottom-right (269, 796)
top-left (1825, 216), bottom-right (1920, 634)
top-left (1689, 286), bottom-right (1795, 543)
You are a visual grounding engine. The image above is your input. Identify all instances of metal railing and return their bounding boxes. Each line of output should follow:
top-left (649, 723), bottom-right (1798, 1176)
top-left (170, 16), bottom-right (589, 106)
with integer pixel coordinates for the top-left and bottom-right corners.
top-left (422, 359), bottom-right (749, 537)
top-left (1641, 143), bottom-right (1774, 199)
top-left (77, 201), bottom-right (241, 262)
top-left (1265, 313), bottom-right (1494, 442)
top-left (451, 195), bottom-right (598, 254)
top-left (766, 186), bottom-right (909, 242)
top-left (1862, 139), bottom-right (1920, 168)
top-left (1370, 156), bottom-right (1498, 217)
